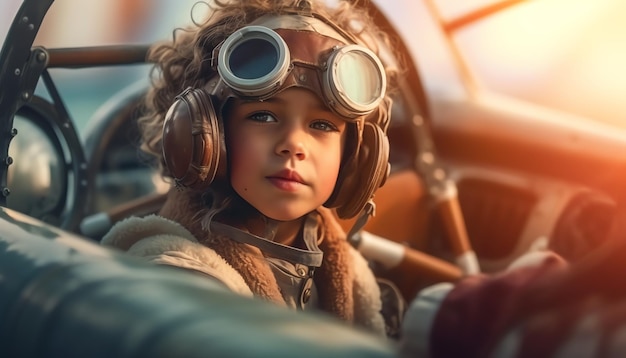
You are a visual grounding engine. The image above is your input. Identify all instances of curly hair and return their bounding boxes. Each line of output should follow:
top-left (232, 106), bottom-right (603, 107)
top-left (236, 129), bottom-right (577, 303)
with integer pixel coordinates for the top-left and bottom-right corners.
top-left (139, 0), bottom-right (397, 222)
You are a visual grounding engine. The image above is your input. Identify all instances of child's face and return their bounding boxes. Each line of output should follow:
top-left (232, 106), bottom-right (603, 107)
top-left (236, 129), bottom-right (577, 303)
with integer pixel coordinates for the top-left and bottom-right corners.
top-left (227, 88), bottom-right (347, 221)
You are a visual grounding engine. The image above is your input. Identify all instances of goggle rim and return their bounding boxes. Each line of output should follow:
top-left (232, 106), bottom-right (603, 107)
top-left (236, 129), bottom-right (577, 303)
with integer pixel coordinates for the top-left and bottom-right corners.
top-left (323, 44), bottom-right (387, 118)
top-left (217, 25), bottom-right (291, 98)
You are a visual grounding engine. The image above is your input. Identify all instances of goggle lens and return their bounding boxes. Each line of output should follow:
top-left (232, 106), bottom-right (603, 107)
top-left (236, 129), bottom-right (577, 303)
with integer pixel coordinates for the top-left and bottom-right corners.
top-left (229, 38), bottom-right (279, 80)
top-left (326, 45), bottom-right (386, 117)
top-left (335, 51), bottom-right (382, 105)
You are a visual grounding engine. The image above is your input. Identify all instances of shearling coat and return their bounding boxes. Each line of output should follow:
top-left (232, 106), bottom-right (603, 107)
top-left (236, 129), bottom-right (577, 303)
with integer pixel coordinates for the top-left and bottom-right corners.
top-left (101, 189), bottom-right (386, 335)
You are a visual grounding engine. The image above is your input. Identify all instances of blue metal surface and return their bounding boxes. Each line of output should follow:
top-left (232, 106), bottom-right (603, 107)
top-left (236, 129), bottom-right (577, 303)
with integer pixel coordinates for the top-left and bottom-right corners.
top-left (0, 207), bottom-right (395, 357)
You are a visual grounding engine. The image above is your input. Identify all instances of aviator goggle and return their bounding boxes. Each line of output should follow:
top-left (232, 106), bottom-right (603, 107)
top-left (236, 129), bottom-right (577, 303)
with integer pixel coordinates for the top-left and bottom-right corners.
top-left (206, 15), bottom-right (387, 119)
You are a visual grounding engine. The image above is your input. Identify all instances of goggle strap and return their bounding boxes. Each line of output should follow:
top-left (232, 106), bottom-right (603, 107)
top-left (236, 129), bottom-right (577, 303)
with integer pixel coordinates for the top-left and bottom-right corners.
top-left (309, 12), bottom-right (360, 46)
top-left (346, 201), bottom-right (376, 248)
top-left (210, 40), bottom-right (225, 71)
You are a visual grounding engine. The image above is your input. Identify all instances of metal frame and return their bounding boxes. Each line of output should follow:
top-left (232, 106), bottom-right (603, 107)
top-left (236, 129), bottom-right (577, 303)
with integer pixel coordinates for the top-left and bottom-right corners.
top-left (0, 0), bottom-right (149, 231)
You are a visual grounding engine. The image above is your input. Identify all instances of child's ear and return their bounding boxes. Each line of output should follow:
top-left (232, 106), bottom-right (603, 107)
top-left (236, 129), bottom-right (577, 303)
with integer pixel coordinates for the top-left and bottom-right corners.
top-left (162, 87), bottom-right (226, 190)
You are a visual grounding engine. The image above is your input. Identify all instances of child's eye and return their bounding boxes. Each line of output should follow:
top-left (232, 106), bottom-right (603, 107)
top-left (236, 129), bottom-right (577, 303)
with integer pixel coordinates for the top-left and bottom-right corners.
top-left (248, 112), bottom-right (277, 123)
top-left (311, 120), bottom-right (339, 132)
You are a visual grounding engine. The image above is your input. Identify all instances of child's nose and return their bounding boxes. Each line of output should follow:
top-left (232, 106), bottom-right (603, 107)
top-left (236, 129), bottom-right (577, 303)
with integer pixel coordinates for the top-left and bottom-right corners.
top-left (276, 127), bottom-right (307, 160)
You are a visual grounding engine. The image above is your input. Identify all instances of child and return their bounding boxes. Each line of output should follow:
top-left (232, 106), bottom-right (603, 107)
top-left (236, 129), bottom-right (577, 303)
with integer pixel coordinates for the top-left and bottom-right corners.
top-left (102, 0), bottom-right (397, 336)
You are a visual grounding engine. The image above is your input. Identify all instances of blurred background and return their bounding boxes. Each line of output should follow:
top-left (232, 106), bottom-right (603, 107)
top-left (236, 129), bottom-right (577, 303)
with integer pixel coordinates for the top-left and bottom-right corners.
top-left (1, 0), bottom-right (626, 133)
top-left (1, 0), bottom-right (207, 135)
top-left (441, 0), bottom-right (626, 129)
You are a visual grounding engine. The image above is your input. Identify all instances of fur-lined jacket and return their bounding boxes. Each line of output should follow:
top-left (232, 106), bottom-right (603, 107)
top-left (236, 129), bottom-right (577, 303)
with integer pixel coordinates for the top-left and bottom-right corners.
top-left (101, 189), bottom-right (386, 335)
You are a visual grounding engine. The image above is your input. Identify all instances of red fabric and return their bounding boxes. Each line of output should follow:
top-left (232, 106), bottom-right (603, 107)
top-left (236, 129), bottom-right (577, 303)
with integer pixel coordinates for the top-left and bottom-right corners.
top-left (430, 255), bottom-right (567, 358)
top-left (429, 236), bottom-right (626, 357)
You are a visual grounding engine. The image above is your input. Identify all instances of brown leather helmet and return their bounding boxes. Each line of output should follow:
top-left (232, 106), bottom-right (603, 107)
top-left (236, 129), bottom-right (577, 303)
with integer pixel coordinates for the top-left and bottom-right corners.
top-left (161, 13), bottom-right (390, 219)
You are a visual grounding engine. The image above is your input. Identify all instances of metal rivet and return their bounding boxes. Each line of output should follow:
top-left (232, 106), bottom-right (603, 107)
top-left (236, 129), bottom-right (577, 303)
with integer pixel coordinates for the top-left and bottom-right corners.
top-left (14, 68), bottom-right (21, 76)
top-left (5, 157), bottom-right (13, 165)
top-left (296, 267), bottom-right (307, 277)
top-left (11, 128), bottom-right (18, 137)
top-left (2, 188), bottom-right (10, 197)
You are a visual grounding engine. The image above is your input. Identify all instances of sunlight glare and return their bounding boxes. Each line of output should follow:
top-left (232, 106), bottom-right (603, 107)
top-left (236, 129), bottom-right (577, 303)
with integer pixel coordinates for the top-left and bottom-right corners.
top-left (455, 0), bottom-right (626, 127)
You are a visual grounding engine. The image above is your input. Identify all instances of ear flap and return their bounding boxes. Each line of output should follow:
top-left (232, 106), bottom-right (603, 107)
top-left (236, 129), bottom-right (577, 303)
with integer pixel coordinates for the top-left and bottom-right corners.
top-left (162, 87), bottom-right (225, 190)
top-left (327, 122), bottom-right (390, 219)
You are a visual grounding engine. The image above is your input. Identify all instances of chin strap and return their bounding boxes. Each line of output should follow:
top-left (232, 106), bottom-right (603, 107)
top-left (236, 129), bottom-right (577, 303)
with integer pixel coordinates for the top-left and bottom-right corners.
top-left (209, 214), bottom-right (323, 268)
top-left (346, 200), bottom-right (376, 248)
